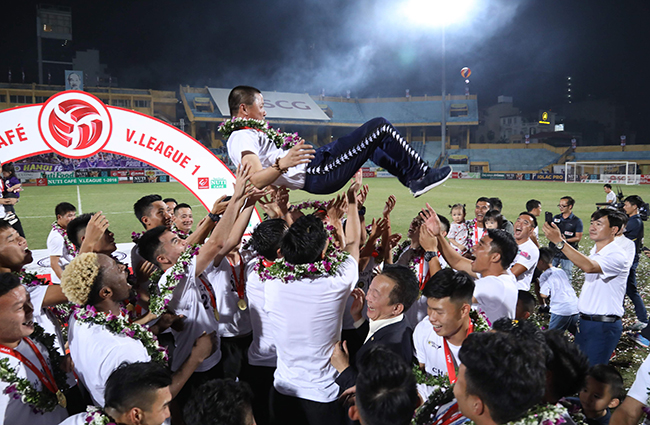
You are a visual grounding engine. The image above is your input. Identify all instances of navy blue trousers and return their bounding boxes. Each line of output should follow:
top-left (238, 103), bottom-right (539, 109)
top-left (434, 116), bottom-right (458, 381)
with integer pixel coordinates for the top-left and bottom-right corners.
top-left (303, 117), bottom-right (428, 194)
top-left (574, 318), bottom-right (622, 365)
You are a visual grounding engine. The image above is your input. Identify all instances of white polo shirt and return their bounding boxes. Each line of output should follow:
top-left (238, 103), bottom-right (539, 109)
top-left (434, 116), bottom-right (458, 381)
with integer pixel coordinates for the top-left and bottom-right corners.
top-left (577, 241), bottom-right (628, 317)
top-left (627, 353), bottom-right (650, 405)
top-left (539, 267), bottom-right (579, 316)
top-left (264, 256), bottom-right (358, 403)
top-left (68, 316), bottom-right (151, 407)
top-left (509, 238), bottom-right (540, 291)
top-left (0, 339), bottom-right (68, 425)
top-left (413, 317), bottom-right (461, 377)
top-left (473, 273), bottom-right (518, 324)
top-left (245, 255), bottom-right (277, 367)
top-left (46, 229), bottom-right (75, 284)
top-left (205, 256), bottom-right (252, 338)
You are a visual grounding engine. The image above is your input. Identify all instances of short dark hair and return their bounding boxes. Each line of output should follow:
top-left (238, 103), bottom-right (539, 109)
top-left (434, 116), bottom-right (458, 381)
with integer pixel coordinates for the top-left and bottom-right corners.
top-left (380, 264), bottom-right (420, 312)
top-left (526, 199), bottom-right (541, 212)
top-left (162, 198), bottom-right (177, 205)
top-left (228, 86), bottom-right (262, 116)
top-left (438, 215), bottom-right (450, 234)
top-left (604, 184), bottom-right (612, 189)
top-left (538, 247), bottom-right (554, 265)
top-left (422, 269), bottom-right (474, 306)
top-left (517, 290), bottom-right (536, 315)
top-left (184, 379), bottom-right (254, 425)
top-left (476, 197), bottom-right (491, 206)
top-left (459, 332), bottom-right (546, 424)
top-left (134, 194), bottom-right (162, 225)
top-left (0, 220), bottom-right (12, 234)
top-left (356, 346), bottom-right (418, 425)
top-left (561, 196), bottom-right (575, 207)
top-left (488, 197), bottom-right (503, 212)
top-left (624, 195), bottom-right (644, 209)
top-left (590, 209), bottom-right (624, 234)
top-left (486, 229), bottom-right (518, 269)
top-left (137, 226), bottom-right (168, 268)
top-left (484, 210), bottom-right (504, 228)
top-left (251, 219), bottom-right (288, 260)
top-left (449, 203), bottom-right (466, 216)
top-left (174, 203), bottom-right (192, 214)
top-left (543, 330), bottom-right (589, 401)
top-left (0, 273), bottom-right (21, 297)
top-left (1, 163), bottom-right (16, 178)
top-left (518, 212), bottom-right (537, 229)
top-left (588, 364), bottom-right (625, 401)
top-left (67, 213), bottom-right (94, 249)
top-left (104, 362), bottom-right (172, 415)
top-left (281, 215), bottom-right (327, 264)
top-left (55, 202), bottom-right (76, 218)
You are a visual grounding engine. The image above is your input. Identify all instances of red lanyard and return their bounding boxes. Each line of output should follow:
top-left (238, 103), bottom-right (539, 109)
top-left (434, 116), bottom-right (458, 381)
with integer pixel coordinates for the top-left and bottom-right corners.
top-left (198, 275), bottom-right (218, 312)
top-left (432, 401), bottom-right (465, 425)
top-left (227, 257), bottom-right (246, 301)
top-left (442, 319), bottom-right (473, 384)
top-left (473, 223), bottom-right (484, 246)
top-left (418, 255), bottom-right (430, 290)
top-left (0, 338), bottom-right (59, 395)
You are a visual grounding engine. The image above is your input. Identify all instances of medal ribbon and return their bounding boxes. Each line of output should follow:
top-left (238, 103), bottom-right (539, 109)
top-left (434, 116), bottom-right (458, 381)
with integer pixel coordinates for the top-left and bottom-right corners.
top-left (418, 255), bottom-right (430, 291)
top-left (228, 258), bottom-right (246, 301)
top-left (473, 221), bottom-right (484, 246)
top-left (0, 338), bottom-right (60, 396)
top-left (432, 402), bottom-right (465, 425)
top-left (442, 318), bottom-right (473, 384)
top-left (198, 275), bottom-right (218, 314)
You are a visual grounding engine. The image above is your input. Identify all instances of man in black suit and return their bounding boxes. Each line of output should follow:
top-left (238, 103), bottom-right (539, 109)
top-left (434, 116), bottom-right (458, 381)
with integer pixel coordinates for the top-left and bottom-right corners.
top-left (331, 264), bottom-right (419, 394)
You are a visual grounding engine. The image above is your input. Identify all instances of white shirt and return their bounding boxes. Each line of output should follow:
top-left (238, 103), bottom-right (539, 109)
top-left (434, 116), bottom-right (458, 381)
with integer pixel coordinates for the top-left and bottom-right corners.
top-left (606, 191), bottom-right (617, 204)
top-left (614, 235), bottom-right (636, 270)
top-left (365, 314), bottom-right (404, 343)
top-left (205, 256), bottom-right (252, 338)
top-left (264, 256), bottom-right (358, 403)
top-left (162, 256), bottom-right (222, 372)
top-left (577, 241), bottom-right (628, 317)
top-left (0, 339), bottom-right (68, 425)
top-left (26, 285), bottom-right (66, 355)
top-left (245, 254), bottom-right (277, 367)
top-left (509, 238), bottom-right (539, 290)
top-left (47, 228), bottom-right (75, 284)
top-left (68, 316), bottom-right (151, 406)
top-left (539, 267), bottom-right (579, 316)
top-left (473, 273), bottom-right (518, 324)
top-left (448, 222), bottom-right (469, 253)
top-left (227, 129), bottom-right (306, 190)
top-left (627, 353), bottom-right (650, 405)
top-left (413, 317), bottom-right (461, 377)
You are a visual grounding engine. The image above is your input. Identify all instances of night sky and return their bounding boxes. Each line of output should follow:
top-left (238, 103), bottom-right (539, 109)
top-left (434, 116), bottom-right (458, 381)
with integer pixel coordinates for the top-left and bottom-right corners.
top-left (2, 0), bottom-right (649, 136)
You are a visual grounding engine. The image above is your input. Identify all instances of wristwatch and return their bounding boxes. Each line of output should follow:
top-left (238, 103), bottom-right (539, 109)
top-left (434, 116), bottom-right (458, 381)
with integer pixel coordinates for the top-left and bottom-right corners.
top-left (208, 212), bottom-right (221, 223)
top-left (424, 251), bottom-right (438, 262)
top-left (556, 240), bottom-right (566, 250)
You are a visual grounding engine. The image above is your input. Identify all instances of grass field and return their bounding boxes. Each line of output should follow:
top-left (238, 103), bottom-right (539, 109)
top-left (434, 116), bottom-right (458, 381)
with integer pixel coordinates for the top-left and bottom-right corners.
top-left (15, 177), bottom-right (650, 385)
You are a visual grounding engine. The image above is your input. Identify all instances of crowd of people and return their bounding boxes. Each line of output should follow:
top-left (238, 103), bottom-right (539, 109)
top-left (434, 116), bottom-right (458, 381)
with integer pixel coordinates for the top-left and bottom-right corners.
top-left (0, 86), bottom-right (649, 425)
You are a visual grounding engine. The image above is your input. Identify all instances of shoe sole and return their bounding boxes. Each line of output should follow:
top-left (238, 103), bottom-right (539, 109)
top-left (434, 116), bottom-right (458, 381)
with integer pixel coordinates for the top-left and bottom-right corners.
top-left (410, 169), bottom-right (453, 198)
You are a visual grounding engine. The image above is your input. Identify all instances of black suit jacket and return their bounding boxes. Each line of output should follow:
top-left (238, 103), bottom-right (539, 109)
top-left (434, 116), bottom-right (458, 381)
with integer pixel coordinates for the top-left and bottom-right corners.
top-left (335, 316), bottom-right (414, 394)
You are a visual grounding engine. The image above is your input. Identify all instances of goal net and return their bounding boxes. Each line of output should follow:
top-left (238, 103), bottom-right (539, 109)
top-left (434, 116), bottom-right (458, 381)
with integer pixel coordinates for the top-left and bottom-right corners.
top-left (565, 161), bottom-right (639, 184)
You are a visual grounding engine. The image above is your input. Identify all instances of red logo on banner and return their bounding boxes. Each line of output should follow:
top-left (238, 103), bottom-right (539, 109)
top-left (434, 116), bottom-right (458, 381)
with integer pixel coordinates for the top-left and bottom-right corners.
top-left (198, 177), bottom-right (209, 189)
top-left (38, 91), bottom-right (112, 159)
top-left (36, 178), bottom-right (48, 186)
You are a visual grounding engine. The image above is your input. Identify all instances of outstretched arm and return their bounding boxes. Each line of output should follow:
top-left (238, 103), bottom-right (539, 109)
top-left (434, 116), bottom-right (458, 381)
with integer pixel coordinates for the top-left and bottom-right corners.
top-left (343, 171), bottom-right (363, 263)
top-left (543, 222), bottom-right (601, 273)
top-left (185, 195), bottom-right (230, 246)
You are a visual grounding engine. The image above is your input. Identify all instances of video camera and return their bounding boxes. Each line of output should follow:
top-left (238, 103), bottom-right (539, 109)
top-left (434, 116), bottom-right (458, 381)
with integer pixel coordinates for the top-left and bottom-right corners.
top-left (595, 186), bottom-right (648, 221)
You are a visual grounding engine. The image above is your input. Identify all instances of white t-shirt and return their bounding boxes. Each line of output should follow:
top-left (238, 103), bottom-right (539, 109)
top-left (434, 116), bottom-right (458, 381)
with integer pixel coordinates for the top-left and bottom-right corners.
top-left (473, 273), bottom-right (518, 324)
top-left (0, 339), bottom-right (68, 425)
top-left (26, 286), bottom-right (66, 355)
top-left (509, 238), bottom-right (539, 291)
top-left (534, 225), bottom-right (539, 239)
top-left (162, 256), bottom-right (222, 372)
top-left (606, 191), bottom-right (617, 204)
top-left (68, 316), bottom-right (151, 406)
top-left (627, 353), bottom-right (650, 405)
top-left (227, 129), bottom-right (306, 190)
top-left (47, 228), bottom-right (75, 284)
top-left (614, 235), bottom-right (636, 270)
top-left (413, 317), bottom-right (461, 377)
top-left (264, 256), bottom-right (358, 403)
top-left (59, 412), bottom-right (86, 425)
top-left (245, 255), bottom-right (277, 367)
top-left (448, 222), bottom-right (469, 253)
top-left (205, 256), bottom-right (252, 338)
top-left (577, 241), bottom-right (628, 317)
top-left (539, 267), bottom-right (579, 316)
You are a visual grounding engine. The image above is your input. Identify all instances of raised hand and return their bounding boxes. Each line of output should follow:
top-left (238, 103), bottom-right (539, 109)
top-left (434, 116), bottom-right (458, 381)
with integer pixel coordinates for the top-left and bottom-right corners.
top-left (382, 195), bottom-right (396, 218)
top-left (279, 140), bottom-right (315, 169)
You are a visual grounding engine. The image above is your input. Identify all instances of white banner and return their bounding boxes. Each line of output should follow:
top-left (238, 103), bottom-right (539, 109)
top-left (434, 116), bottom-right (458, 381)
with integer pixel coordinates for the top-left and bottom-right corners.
top-left (208, 88), bottom-right (330, 121)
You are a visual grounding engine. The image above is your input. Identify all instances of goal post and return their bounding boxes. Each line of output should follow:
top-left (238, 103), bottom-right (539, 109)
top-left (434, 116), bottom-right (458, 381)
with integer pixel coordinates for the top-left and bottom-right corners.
top-left (565, 161), bottom-right (639, 185)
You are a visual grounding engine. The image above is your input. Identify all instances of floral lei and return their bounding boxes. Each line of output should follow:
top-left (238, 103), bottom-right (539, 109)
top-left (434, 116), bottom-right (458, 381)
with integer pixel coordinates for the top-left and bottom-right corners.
top-left (131, 231), bottom-right (145, 243)
top-left (218, 117), bottom-right (301, 150)
top-left (73, 305), bottom-right (168, 364)
top-left (52, 222), bottom-right (77, 257)
top-left (148, 244), bottom-right (200, 316)
top-left (17, 271), bottom-right (73, 339)
top-left (467, 404), bottom-right (568, 425)
top-left (83, 406), bottom-right (117, 425)
top-left (255, 243), bottom-right (349, 283)
top-left (170, 223), bottom-right (191, 239)
top-left (290, 200), bottom-right (329, 212)
top-left (0, 324), bottom-right (70, 413)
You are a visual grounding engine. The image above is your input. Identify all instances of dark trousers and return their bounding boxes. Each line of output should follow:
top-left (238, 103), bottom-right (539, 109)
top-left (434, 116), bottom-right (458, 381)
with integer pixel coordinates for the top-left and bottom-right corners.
top-left (270, 388), bottom-right (345, 425)
top-left (625, 256), bottom-right (648, 323)
top-left (575, 318), bottom-right (622, 365)
top-left (303, 117), bottom-right (428, 194)
top-left (241, 364), bottom-right (275, 425)
top-left (220, 333), bottom-right (253, 380)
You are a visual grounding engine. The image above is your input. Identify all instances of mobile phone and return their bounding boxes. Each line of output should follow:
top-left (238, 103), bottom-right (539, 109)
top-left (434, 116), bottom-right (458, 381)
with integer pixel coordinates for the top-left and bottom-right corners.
top-left (545, 211), bottom-right (553, 225)
top-left (223, 196), bottom-right (232, 202)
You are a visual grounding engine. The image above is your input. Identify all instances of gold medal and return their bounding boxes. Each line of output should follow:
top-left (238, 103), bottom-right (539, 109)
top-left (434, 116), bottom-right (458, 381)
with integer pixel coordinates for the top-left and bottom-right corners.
top-left (56, 390), bottom-right (67, 408)
top-left (213, 308), bottom-right (220, 321)
top-left (237, 299), bottom-right (247, 311)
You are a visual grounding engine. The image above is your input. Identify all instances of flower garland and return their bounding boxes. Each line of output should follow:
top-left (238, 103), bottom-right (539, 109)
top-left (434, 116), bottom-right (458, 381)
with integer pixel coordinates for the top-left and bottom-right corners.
top-left (392, 240), bottom-right (412, 264)
top-left (218, 117), bottom-right (301, 150)
top-left (83, 406), bottom-right (117, 425)
top-left (51, 222), bottom-right (77, 257)
top-left (148, 244), bottom-right (200, 316)
top-left (290, 200), bottom-right (329, 212)
top-left (0, 324), bottom-right (70, 413)
top-left (73, 305), bottom-right (168, 364)
top-left (131, 231), bottom-right (145, 243)
top-left (170, 223), bottom-right (191, 239)
top-left (468, 309), bottom-right (491, 333)
top-left (467, 404), bottom-right (568, 425)
top-left (255, 243), bottom-right (349, 283)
